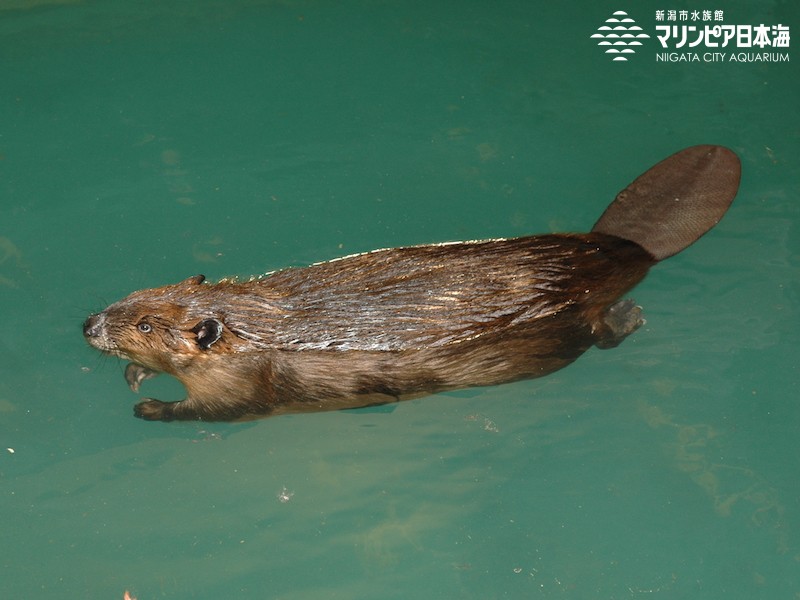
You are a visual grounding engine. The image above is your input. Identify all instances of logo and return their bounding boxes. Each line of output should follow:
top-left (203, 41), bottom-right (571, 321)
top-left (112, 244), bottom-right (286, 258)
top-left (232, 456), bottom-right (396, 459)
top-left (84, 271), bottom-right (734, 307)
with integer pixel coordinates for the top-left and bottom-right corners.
top-left (591, 10), bottom-right (651, 62)
top-left (591, 9), bottom-right (791, 63)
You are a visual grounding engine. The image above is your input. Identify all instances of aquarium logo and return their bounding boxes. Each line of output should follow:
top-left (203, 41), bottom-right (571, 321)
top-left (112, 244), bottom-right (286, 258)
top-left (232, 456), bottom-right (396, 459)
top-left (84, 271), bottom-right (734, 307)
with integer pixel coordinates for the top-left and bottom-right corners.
top-left (591, 9), bottom-right (791, 64)
top-left (591, 10), bottom-right (651, 61)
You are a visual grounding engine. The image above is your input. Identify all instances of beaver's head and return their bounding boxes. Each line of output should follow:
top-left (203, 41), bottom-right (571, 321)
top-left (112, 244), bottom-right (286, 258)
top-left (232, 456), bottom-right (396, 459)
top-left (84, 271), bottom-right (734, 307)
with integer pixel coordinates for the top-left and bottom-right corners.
top-left (83, 275), bottom-right (227, 373)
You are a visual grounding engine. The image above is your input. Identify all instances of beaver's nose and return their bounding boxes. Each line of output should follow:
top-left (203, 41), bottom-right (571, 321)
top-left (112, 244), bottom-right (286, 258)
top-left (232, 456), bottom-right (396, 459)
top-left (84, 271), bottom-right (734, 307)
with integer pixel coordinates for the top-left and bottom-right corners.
top-left (83, 314), bottom-right (105, 338)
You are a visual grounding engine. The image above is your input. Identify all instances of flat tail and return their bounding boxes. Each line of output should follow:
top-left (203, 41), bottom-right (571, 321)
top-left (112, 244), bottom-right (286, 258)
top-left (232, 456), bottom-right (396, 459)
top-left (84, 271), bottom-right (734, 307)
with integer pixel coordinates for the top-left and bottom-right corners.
top-left (592, 145), bottom-right (741, 261)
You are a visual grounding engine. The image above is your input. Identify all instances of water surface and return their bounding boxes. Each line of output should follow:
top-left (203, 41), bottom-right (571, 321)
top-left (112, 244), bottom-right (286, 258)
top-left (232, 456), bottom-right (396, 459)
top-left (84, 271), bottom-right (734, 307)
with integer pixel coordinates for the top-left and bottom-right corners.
top-left (1, 1), bottom-right (798, 598)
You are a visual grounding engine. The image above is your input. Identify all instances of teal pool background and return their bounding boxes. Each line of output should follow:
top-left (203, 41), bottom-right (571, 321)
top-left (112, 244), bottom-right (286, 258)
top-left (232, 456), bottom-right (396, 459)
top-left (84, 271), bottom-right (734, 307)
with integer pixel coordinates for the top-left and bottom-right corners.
top-left (1, 1), bottom-right (798, 598)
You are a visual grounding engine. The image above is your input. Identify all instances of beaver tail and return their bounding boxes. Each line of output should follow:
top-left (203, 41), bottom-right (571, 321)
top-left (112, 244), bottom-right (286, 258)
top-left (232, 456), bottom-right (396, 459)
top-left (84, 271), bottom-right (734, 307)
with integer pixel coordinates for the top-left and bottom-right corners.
top-left (592, 145), bottom-right (741, 261)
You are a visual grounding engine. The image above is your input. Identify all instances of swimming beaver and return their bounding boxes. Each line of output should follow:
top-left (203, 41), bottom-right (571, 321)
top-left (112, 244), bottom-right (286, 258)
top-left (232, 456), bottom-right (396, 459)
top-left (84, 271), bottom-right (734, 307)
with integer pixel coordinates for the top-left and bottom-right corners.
top-left (83, 145), bottom-right (741, 422)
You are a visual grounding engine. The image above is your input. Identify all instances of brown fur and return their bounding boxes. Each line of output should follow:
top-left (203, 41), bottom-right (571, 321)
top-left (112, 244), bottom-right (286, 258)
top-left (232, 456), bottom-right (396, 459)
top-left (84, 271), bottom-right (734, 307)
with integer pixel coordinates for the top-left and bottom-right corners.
top-left (83, 145), bottom-right (741, 422)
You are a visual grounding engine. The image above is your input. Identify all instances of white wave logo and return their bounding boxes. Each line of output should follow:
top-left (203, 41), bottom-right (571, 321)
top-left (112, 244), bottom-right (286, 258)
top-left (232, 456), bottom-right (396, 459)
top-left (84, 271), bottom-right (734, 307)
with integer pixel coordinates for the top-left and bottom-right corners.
top-left (591, 10), bottom-right (651, 61)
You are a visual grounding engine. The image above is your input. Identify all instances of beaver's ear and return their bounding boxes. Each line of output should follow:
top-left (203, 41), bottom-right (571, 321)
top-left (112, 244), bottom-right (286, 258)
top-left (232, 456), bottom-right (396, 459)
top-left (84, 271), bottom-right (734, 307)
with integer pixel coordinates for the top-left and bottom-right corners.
top-left (191, 318), bottom-right (223, 350)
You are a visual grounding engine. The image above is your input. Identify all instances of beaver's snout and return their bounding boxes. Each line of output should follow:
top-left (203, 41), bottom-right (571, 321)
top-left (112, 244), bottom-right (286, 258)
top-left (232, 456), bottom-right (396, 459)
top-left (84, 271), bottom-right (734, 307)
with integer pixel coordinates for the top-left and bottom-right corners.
top-left (83, 313), bottom-right (105, 339)
top-left (83, 312), bottom-right (119, 355)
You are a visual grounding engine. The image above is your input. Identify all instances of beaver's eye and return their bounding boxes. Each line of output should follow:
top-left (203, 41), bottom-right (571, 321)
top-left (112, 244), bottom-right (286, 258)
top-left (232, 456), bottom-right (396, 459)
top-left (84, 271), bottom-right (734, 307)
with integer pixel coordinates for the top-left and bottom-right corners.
top-left (137, 322), bottom-right (153, 333)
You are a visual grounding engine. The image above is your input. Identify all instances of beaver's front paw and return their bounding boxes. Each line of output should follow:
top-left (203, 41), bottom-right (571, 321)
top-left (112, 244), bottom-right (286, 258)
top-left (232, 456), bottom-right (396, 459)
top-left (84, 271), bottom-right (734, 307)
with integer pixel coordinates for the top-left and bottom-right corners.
top-left (125, 363), bottom-right (159, 392)
top-left (134, 399), bottom-right (177, 422)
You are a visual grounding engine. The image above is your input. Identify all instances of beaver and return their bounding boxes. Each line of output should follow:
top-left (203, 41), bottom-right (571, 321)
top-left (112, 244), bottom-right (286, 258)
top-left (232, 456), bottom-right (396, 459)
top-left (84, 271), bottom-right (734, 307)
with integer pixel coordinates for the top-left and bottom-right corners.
top-left (83, 145), bottom-right (741, 422)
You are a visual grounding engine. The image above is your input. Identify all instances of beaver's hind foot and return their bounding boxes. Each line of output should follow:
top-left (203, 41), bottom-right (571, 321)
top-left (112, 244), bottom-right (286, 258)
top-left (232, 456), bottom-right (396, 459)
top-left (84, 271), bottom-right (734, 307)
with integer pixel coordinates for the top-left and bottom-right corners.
top-left (595, 299), bottom-right (645, 349)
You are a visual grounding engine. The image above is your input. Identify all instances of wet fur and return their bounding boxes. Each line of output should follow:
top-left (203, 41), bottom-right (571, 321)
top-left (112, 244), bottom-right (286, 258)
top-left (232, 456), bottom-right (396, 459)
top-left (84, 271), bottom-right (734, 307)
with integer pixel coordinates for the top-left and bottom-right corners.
top-left (83, 146), bottom-right (741, 422)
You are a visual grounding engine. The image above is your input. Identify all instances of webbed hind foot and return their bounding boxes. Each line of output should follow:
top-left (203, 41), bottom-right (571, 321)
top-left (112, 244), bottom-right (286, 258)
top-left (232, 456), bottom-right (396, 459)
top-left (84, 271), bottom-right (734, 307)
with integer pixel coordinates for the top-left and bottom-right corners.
top-left (595, 299), bottom-right (645, 349)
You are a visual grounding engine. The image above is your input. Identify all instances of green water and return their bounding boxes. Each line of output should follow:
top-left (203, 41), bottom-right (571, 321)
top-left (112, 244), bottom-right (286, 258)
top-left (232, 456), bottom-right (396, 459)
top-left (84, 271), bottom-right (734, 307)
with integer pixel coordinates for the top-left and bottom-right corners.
top-left (1, 1), bottom-right (798, 598)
